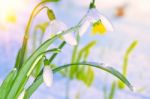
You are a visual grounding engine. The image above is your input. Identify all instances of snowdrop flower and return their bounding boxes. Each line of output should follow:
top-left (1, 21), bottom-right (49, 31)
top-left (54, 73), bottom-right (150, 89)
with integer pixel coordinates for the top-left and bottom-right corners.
top-left (46, 20), bottom-right (77, 46)
top-left (18, 89), bottom-right (25, 99)
top-left (79, 8), bottom-right (114, 36)
top-left (43, 66), bottom-right (53, 87)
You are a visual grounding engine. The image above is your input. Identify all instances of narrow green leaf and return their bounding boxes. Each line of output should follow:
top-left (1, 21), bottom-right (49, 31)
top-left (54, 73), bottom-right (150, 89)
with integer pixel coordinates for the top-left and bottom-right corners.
top-left (32, 57), bottom-right (44, 77)
top-left (76, 66), bottom-right (85, 80)
top-left (109, 82), bottom-right (116, 99)
top-left (33, 22), bottom-right (49, 51)
top-left (85, 67), bottom-right (94, 86)
top-left (15, 77), bottom-right (28, 99)
top-left (24, 76), bottom-right (43, 99)
top-left (15, 0), bottom-right (59, 75)
top-left (126, 41), bottom-right (138, 55)
top-left (7, 26), bottom-right (79, 99)
top-left (35, 22), bottom-right (49, 33)
top-left (24, 62), bottom-right (133, 98)
top-left (54, 62), bottom-right (133, 91)
top-left (0, 69), bottom-right (17, 99)
top-left (14, 48), bottom-right (21, 69)
top-left (118, 40), bottom-right (138, 89)
top-left (70, 41), bottom-right (96, 79)
top-left (15, 48), bottom-right (61, 98)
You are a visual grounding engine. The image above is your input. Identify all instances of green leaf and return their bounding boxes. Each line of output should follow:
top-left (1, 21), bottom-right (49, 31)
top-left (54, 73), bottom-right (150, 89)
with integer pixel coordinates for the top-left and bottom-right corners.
top-left (7, 26), bottom-right (79, 99)
top-left (24, 62), bottom-right (133, 98)
top-left (24, 76), bottom-right (43, 99)
top-left (126, 41), bottom-right (138, 55)
top-left (32, 56), bottom-right (44, 77)
top-left (70, 41), bottom-right (96, 79)
top-left (85, 67), bottom-right (94, 86)
top-left (118, 40), bottom-right (138, 89)
top-left (7, 40), bottom-right (56, 98)
top-left (109, 82), bottom-right (116, 99)
top-left (76, 66), bottom-right (85, 80)
top-left (0, 69), bottom-right (17, 99)
top-left (54, 62), bottom-right (133, 91)
top-left (47, 9), bottom-right (56, 20)
top-left (15, 0), bottom-right (59, 73)
top-left (14, 48), bottom-right (21, 69)
top-left (35, 22), bottom-right (49, 33)
top-left (32, 22), bottom-right (49, 58)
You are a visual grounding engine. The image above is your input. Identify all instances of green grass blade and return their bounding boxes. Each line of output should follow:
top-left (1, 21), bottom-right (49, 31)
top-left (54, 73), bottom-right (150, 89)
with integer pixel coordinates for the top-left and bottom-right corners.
top-left (7, 38), bottom-right (56, 99)
top-left (0, 69), bottom-right (17, 99)
top-left (70, 41), bottom-right (96, 79)
top-left (109, 82), bottom-right (116, 99)
top-left (84, 67), bottom-right (94, 86)
top-left (24, 62), bottom-right (133, 98)
top-left (16, 0), bottom-right (59, 71)
top-left (14, 48), bottom-right (21, 69)
top-left (32, 57), bottom-right (44, 77)
top-left (118, 40), bottom-right (138, 89)
top-left (7, 26), bottom-right (79, 99)
top-left (54, 62), bottom-right (133, 91)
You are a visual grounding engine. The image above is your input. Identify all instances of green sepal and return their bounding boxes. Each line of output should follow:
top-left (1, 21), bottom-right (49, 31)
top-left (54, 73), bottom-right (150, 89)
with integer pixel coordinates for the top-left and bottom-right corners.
top-left (47, 9), bottom-right (56, 21)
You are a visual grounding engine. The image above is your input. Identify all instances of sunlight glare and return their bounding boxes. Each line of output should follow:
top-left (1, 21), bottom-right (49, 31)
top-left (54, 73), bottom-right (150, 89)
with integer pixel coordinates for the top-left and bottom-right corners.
top-left (0, 0), bottom-right (25, 23)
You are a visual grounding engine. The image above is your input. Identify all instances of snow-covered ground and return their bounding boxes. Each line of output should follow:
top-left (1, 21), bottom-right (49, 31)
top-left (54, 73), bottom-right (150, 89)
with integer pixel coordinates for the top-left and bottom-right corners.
top-left (0, 0), bottom-right (150, 99)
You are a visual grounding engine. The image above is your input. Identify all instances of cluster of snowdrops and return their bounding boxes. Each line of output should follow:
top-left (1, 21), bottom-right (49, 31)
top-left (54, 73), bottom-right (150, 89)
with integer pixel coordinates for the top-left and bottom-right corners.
top-left (0, 0), bottom-right (133, 99)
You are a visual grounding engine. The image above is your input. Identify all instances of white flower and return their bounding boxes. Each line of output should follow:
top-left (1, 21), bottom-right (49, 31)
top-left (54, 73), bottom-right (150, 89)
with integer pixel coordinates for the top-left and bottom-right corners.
top-left (43, 66), bottom-right (53, 87)
top-left (46, 20), bottom-right (77, 46)
top-left (18, 90), bottom-right (25, 99)
top-left (79, 8), bottom-right (114, 36)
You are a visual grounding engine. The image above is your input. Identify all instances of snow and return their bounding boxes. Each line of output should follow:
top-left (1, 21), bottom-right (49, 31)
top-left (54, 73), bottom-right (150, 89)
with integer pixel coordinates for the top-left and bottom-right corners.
top-left (0, 0), bottom-right (150, 98)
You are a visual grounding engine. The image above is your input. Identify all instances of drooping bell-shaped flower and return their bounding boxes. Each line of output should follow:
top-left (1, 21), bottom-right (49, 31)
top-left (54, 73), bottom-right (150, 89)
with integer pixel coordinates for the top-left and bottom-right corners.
top-left (18, 90), bottom-right (25, 99)
top-left (43, 66), bottom-right (53, 87)
top-left (46, 20), bottom-right (77, 46)
top-left (79, 8), bottom-right (114, 36)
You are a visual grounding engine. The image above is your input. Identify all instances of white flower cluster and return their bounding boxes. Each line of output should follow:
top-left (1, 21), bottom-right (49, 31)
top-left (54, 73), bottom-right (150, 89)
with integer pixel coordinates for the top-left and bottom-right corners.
top-left (18, 6), bottom-right (114, 99)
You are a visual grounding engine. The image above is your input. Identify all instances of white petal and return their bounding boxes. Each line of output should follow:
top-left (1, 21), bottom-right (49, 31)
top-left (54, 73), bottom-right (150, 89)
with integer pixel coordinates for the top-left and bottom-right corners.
top-left (78, 15), bottom-right (97, 36)
top-left (43, 66), bottom-right (53, 87)
top-left (88, 8), bottom-right (114, 32)
top-left (46, 20), bottom-right (77, 46)
top-left (88, 8), bottom-right (100, 21)
top-left (63, 33), bottom-right (77, 46)
top-left (100, 15), bottom-right (114, 32)
top-left (18, 90), bottom-right (25, 99)
top-left (79, 20), bottom-right (90, 36)
top-left (48, 20), bottom-right (67, 34)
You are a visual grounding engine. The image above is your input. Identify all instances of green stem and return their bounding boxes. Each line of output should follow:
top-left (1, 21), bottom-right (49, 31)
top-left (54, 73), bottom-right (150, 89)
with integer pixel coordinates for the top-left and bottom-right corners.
top-left (67, 12), bottom-right (87, 98)
top-left (18, 0), bottom-right (48, 69)
top-left (89, 0), bottom-right (96, 9)
top-left (14, 48), bottom-right (60, 98)
top-left (25, 10), bottom-right (86, 99)
top-left (109, 82), bottom-right (116, 99)
top-left (7, 25), bottom-right (79, 99)
top-left (48, 41), bottom-right (66, 64)
top-left (93, 0), bottom-right (95, 4)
